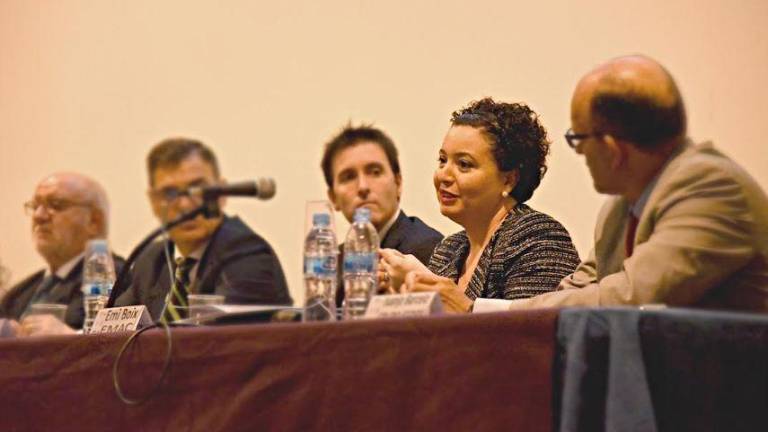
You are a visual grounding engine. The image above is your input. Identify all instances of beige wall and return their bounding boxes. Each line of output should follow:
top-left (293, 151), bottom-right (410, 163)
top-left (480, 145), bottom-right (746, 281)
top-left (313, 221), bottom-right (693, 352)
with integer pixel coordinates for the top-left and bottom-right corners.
top-left (2, 0), bottom-right (767, 303)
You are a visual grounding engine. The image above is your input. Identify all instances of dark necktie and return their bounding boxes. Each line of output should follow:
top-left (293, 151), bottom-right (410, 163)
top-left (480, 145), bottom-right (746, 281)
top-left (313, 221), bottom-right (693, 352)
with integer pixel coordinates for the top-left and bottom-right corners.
top-left (162, 257), bottom-right (197, 323)
top-left (625, 213), bottom-right (639, 258)
top-left (31, 274), bottom-right (61, 304)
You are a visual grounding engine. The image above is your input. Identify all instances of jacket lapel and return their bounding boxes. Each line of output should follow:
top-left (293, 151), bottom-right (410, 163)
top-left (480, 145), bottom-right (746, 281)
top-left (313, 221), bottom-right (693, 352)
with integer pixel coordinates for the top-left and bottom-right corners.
top-left (381, 212), bottom-right (406, 250)
top-left (595, 197), bottom-right (630, 279)
top-left (635, 141), bottom-right (694, 247)
top-left (47, 260), bottom-right (84, 304)
top-left (2, 270), bottom-right (45, 319)
top-left (194, 216), bottom-right (238, 294)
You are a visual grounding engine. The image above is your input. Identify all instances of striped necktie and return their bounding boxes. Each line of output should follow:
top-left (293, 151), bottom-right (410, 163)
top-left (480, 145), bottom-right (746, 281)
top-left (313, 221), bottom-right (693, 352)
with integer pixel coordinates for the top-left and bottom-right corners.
top-left (162, 257), bottom-right (197, 323)
top-left (625, 213), bottom-right (640, 258)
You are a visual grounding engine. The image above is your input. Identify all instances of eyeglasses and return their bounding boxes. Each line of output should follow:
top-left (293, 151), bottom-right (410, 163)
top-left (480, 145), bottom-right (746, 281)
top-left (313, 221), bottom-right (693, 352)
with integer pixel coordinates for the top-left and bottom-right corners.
top-left (564, 128), bottom-right (602, 149)
top-left (23, 198), bottom-right (90, 216)
top-left (150, 182), bottom-right (210, 204)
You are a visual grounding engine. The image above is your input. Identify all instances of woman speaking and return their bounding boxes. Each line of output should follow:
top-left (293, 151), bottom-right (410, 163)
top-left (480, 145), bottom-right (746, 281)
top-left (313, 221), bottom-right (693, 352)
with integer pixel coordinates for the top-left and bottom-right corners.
top-left (381, 98), bottom-right (579, 312)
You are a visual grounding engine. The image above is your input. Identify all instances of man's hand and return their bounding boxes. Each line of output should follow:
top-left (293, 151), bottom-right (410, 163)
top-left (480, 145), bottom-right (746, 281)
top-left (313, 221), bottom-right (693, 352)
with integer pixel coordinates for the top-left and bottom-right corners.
top-left (19, 314), bottom-right (76, 337)
top-left (402, 271), bottom-right (473, 313)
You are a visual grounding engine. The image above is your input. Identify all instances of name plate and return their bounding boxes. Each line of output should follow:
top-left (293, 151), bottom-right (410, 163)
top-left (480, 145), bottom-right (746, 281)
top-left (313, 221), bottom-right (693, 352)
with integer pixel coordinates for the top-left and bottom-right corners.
top-left (90, 306), bottom-right (153, 334)
top-left (364, 292), bottom-right (443, 319)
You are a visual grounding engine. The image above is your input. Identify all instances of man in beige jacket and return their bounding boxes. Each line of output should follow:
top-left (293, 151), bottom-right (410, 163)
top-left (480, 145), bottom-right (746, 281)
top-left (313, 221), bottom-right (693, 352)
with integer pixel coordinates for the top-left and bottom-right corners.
top-left (407, 55), bottom-right (768, 312)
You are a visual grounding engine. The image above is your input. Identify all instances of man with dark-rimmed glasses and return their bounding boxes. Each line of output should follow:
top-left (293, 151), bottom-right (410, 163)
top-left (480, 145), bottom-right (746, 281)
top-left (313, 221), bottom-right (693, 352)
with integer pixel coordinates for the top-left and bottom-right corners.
top-left (472, 55), bottom-right (768, 313)
top-left (1, 172), bottom-right (123, 334)
top-left (115, 137), bottom-right (291, 320)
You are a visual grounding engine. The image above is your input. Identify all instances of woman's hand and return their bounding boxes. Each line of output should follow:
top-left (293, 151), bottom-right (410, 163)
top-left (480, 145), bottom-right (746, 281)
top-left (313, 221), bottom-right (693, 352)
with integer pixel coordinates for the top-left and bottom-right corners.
top-left (402, 271), bottom-right (473, 313)
top-left (379, 249), bottom-right (428, 294)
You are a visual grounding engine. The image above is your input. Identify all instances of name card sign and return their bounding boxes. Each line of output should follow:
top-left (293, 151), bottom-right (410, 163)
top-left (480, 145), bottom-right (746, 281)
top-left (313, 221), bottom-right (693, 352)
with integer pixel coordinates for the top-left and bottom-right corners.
top-left (364, 292), bottom-right (443, 319)
top-left (90, 306), bottom-right (153, 334)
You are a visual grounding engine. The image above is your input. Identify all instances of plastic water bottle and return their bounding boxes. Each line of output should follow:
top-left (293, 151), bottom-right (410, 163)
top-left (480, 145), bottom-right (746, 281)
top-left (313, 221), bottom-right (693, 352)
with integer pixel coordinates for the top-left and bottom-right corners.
top-left (81, 239), bottom-right (116, 333)
top-left (343, 208), bottom-right (379, 320)
top-left (303, 213), bottom-right (338, 322)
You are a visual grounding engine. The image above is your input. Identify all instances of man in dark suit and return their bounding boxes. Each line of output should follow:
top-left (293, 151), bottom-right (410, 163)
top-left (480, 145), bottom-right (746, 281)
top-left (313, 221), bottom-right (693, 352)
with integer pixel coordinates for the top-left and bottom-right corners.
top-left (1, 172), bottom-right (121, 334)
top-left (116, 138), bottom-right (291, 320)
top-left (321, 125), bottom-right (443, 306)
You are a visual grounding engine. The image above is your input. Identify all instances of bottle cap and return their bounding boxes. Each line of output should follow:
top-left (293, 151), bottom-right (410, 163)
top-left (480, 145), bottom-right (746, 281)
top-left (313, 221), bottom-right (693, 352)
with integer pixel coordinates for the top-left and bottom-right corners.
top-left (87, 239), bottom-right (109, 254)
top-left (312, 213), bottom-right (331, 227)
top-left (353, 207), bottom-right (371, 223)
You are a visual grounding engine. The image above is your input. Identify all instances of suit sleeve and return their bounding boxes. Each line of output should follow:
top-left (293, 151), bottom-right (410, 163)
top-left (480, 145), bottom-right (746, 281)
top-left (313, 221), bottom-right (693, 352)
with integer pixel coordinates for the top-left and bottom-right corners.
top-left (114, 269), bottom-right (139, 307)
top-left (557, 248), bottom-right (599, 290)
top-left (213, 250), bottom-right (293, 306)
top-left (411, 235), bottom-right (443, 266)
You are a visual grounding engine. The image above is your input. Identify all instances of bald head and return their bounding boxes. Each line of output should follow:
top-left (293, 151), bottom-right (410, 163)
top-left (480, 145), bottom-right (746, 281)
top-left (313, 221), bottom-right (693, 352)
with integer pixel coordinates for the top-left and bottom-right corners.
top-left (572, 55), bottom-right (687, 150)
top-left (30, 173), bottom-right (110, 270)
top-left (37, 173), bottom-right (110, 232)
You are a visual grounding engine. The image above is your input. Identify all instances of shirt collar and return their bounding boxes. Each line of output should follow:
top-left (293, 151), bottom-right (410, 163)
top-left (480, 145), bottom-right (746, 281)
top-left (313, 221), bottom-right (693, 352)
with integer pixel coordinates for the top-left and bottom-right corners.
top-left (378, 207), bottom-right (401, 241)
top-left (629, 144), bottom-right (685, 218)
top-left (46, 252), bottom-right (85, 280)
top-left (630, 177), bottom-right (657, 218)
top-left (173, 241), bottom-right (208, 261)
top-left (171, 241), bottom-right (208, 286)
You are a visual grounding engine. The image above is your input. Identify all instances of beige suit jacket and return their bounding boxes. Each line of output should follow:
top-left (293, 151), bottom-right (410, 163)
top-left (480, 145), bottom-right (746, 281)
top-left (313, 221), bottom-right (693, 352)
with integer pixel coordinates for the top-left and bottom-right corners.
top-left (508, 141), bottom-right (768, 312)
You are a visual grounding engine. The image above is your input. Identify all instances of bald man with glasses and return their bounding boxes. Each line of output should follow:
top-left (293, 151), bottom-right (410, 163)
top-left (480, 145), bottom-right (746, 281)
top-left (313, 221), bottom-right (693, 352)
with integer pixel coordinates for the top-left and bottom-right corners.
top-left (1, 172), bottom-right (124, 335)
top-left (411, 55), bottom-right (768, 313)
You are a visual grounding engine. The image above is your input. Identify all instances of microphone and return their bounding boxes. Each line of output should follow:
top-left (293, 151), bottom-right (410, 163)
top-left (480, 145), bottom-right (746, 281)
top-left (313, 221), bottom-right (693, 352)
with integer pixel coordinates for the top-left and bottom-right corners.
top-left (189, 178), bottom-right (276, 200)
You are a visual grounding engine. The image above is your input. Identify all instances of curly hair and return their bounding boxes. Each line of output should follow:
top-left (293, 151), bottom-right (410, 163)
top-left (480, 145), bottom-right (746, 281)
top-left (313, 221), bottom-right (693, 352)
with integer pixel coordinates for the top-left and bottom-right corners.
top-left (450, 98), bottom-right (550, 203)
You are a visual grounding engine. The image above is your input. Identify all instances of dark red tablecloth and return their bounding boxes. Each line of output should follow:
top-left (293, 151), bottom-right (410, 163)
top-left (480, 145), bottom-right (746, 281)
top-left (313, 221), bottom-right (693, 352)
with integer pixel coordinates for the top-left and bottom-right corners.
top-left (0, 310), bottom-right (558, 431)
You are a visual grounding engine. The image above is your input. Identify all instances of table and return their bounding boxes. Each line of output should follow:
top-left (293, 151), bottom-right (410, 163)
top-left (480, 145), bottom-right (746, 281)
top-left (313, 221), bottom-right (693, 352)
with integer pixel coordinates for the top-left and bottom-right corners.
top-left (6, 306), bottom-right (767, 431)
top-left (0, 309), bottom-right (558, 431)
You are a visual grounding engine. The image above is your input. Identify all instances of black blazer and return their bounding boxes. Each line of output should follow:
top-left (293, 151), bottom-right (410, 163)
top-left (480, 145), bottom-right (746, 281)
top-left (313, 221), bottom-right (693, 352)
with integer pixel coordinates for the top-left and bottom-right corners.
top-left (0, 254), bottom-right (125, 329)
top-left (379, 211), bottom-right (443, 265)
top-left (116, 215), bottom-right (292, 319)
top-left (335, 210), bottom-right (443, 307)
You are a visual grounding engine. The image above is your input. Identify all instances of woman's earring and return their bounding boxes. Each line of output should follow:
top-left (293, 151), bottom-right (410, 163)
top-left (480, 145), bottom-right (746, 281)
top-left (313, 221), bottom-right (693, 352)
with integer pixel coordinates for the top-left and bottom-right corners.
top-left (502, 190), bottom-right (510, 198)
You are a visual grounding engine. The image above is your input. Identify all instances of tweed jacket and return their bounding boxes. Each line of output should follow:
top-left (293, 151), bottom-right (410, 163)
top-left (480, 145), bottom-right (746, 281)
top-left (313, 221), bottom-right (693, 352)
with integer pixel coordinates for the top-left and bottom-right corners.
top-left (507, 141), bottom-right (768, 311)
top-left (429, 204), bottom-right (580, 300)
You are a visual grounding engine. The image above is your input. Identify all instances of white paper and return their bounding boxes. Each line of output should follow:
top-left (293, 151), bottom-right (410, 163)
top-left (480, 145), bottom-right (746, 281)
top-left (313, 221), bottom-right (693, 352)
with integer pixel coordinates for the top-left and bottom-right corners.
top-left (365, 292), bottom-right (442, 318)
top-left (212, 304), bottom-right (299, 314)
top-left (472, 298), bottom-right (513, 313)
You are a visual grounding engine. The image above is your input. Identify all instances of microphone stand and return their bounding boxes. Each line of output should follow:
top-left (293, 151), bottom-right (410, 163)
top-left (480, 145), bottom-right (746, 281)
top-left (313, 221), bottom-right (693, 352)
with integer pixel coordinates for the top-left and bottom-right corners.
top-left (106, 200), bottom-right (221, 308)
